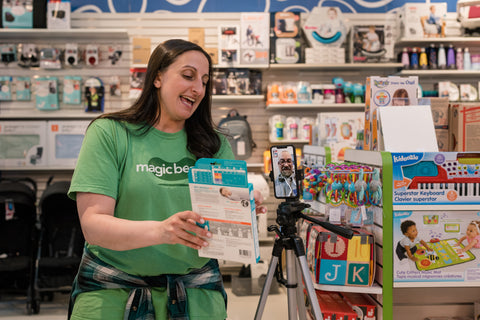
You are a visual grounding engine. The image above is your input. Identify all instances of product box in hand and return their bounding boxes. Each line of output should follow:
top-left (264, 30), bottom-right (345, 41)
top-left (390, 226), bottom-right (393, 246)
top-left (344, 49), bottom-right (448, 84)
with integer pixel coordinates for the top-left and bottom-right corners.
top-left (363, 76), bottom-right (419, 151)
top-left (188, 158), bottom-right (260, 264)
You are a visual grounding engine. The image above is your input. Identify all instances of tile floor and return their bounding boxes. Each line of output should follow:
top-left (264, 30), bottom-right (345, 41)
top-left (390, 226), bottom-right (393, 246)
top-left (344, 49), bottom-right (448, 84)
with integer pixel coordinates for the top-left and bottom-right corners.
top-left (0, 282), bottom-right (290, 320)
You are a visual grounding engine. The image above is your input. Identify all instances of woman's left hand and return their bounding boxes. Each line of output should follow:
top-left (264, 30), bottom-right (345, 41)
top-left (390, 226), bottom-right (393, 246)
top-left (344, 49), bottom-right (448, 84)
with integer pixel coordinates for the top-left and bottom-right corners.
top-left (254, 190), bottom-right (267, 215)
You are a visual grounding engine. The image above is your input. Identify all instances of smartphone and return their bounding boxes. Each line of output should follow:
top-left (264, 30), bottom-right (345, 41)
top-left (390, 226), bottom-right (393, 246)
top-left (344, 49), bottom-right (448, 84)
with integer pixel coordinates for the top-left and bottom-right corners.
top-left (270, 145), bottom-right (299, 199)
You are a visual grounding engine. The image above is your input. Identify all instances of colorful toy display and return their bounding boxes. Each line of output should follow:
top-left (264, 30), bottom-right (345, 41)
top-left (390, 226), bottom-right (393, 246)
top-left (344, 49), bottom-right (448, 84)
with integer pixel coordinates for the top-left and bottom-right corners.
top-left (306, 223), bottom-right (375, 287)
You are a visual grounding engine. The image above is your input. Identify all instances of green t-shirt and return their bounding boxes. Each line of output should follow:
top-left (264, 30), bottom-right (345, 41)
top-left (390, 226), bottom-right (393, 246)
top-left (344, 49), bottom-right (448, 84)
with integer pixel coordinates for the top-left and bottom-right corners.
top-left (69, 118), bottom-right (235, 276)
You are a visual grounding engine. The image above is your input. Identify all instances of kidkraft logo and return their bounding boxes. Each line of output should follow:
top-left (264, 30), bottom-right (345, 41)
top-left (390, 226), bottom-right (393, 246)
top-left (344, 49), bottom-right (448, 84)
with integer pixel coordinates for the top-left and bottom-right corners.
top-left (373, 79), bottom-right (389, 88)
top-left (392, 154), bottom-right (419, 163)
top-left (136, 157), bottom-right (195, 181)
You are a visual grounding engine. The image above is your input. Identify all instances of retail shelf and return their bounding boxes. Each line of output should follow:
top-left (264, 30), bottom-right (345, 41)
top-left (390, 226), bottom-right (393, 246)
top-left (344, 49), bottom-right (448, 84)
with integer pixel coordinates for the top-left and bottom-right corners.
top-left (268, 63), bottom-right (403, 70)
top-left (313, 282), bottom-right (383, 294)
top-left (393, 204), bottom-right (480, 211)
top-left (399, 69), bottom-right (480, 76)
top-left (0, 109), bottom-right (99, 120)
top-left (214, 64), bottom-right (269, 69)
top-left (266, 103), bottom-right (364, 111)
top-left (0, 166), bottom-right (75, 171)
top-left (212, 95), bottom-right (264, 102)
top-left (0, 28), bottom-right (129, 41)
top-left (394, 281), bottom-right (480, 288)
top-left (269, 139), bottom-right (309, 144)
top-left (397, 37), bottom-right (480, 46)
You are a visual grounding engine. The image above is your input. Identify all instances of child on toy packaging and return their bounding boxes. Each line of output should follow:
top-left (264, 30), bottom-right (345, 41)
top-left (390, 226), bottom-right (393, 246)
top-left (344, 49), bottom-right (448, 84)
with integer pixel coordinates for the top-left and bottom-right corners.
top-left (396, 220), bottom-right (432, 262)
top-left (457, 220), bottom-right (480, 253)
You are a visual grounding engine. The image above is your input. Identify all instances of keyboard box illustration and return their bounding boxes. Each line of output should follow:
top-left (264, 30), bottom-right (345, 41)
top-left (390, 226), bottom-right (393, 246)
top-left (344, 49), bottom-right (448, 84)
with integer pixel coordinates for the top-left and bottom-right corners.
top-left (393, 210), bottom-right (480, 285)
top-left (391, 152), bottom-right (480, 205)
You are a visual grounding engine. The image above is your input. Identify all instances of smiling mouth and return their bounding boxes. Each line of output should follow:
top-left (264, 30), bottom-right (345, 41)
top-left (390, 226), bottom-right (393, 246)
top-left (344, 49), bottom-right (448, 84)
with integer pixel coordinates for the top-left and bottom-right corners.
top-left (181, 95), bottom-right (195, 107)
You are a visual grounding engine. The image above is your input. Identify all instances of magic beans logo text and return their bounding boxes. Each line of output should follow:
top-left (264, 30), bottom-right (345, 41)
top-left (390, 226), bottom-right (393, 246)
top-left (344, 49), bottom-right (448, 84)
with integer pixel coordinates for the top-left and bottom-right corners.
top-left (136, 157), bottom-right (195, 180)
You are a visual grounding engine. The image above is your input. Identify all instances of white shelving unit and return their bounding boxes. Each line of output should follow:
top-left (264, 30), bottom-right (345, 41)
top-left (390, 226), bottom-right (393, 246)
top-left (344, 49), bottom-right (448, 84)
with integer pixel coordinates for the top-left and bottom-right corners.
top-left (266, 103), bottom-right (364, 110)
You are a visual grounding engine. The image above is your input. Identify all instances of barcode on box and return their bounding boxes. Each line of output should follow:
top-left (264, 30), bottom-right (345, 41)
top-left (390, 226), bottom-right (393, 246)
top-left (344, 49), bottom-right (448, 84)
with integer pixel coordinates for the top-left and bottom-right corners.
top-left (239, 249), bottom-right (251, 257)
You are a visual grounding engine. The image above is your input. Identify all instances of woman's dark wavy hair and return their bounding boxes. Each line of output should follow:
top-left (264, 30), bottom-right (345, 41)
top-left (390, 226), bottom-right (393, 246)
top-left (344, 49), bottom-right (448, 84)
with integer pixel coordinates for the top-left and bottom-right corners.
top-left (97, 39), bottom-right (220, 159)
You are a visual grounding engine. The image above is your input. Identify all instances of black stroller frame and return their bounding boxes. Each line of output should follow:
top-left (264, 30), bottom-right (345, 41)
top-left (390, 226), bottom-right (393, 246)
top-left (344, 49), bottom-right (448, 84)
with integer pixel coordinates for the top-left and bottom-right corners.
top-left (0, 177), bottom-right (38, 314)
top-left (32, 177), bottom-right (84, 314)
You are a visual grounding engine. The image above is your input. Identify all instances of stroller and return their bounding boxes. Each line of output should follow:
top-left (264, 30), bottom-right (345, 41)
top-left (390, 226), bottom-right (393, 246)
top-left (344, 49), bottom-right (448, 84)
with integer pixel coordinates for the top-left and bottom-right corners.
top-left (0, 177), bottom-right (38, 314)
top-left (32, 178), bottom-right (84, 313)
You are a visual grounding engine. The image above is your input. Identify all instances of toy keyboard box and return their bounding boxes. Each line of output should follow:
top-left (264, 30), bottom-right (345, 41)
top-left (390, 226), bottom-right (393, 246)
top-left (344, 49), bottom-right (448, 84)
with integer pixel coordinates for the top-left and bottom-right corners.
top-left (391, 152), bottom-right (480, 205)
top-left (393, 210), bottom-right (480, 285)
top-left (0, 120), bottom-right (48, 167)
top-left (307, 225), bottom-right (375, 287)
top-left (47, 120), bottom-right (89, 167)
top-left (188, 158), bottom-right (260, 264)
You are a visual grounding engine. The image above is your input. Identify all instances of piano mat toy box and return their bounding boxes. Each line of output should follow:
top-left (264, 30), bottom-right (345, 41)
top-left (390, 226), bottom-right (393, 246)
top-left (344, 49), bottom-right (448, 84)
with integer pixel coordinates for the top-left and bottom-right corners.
top-left (363, 76), bottom-right (419, 151)
top-left (307, 224), bottom-right (375, 287)
top-left (188, 158), bottom-right (260, 264)
top-left (393, 210), bottom-right (480, 285)
top-left (391, 152), bottom-right (480, 206)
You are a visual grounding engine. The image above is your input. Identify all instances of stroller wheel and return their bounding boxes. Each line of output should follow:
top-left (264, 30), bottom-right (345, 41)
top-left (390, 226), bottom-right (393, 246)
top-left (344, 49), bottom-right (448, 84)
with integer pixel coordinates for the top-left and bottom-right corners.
top-left (27, 298), bottom-right (40, 315)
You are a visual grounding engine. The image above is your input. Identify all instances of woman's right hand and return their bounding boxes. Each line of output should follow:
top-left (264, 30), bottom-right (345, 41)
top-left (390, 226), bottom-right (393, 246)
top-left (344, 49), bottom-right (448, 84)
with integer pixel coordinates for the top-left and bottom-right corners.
top-left (158, 211), bottom-right (212, 250)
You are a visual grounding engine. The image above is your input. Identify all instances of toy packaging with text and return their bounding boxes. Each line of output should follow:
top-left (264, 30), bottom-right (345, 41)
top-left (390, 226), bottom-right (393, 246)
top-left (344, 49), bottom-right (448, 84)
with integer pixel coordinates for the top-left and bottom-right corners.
top-left (394, 210), bottom-right (480, 285)
top-left (188, 158), bottom-right (260, 264)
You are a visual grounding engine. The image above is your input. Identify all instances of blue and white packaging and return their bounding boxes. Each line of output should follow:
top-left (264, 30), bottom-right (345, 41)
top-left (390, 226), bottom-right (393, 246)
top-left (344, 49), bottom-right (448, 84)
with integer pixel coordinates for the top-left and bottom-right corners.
top-left (34, 76), bottom-right (59, 110)
top-left (47, 0), bottom-right (71, 29)
top-left (2, 0), bottom-right (33, 29)
top-left (15, 77), bottom-right (31, 101)
top-left (63, 76), bottom-right (82, 104)
top-left (47, 120), bottom-right (89, 167)
top-left (0, 76), bottom-right (13, 100)
top-left (188, 158), bottom-right (260, 264)
top-left (0, 121), bottom-right (48, 167)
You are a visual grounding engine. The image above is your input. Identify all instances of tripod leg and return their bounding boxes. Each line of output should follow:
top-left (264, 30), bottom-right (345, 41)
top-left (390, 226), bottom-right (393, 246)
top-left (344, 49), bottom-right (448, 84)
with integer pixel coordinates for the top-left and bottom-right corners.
top-left (294, 259), bottom-right (307, 320)
top-left (285, 249), bottom-right (299, 320)
top-left (254, 255), bottom-right (279, 320)
top-left (297, 255), bottom-right (323, 320)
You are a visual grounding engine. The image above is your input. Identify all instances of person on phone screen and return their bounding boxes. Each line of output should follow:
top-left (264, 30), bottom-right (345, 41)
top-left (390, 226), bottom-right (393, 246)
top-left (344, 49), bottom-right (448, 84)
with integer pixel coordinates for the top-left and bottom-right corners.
top-left (274, 150), bottom-right (297, 197)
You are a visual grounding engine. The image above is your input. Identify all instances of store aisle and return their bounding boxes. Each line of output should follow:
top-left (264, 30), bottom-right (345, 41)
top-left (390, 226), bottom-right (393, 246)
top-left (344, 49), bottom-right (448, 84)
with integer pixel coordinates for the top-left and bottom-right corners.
top-left (0, 285), bottom-right (289, 319)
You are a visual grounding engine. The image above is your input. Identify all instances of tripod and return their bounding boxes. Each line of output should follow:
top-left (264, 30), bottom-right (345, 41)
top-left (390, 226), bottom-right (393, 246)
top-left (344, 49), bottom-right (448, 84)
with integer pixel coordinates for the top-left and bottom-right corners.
top-left (254, 200), bottom-right (354, 320)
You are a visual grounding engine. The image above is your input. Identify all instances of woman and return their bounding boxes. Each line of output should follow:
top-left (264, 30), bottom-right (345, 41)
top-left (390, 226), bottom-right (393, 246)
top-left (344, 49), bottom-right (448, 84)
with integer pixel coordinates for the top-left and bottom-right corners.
top-left (68, 39), bottom-right (265, 320)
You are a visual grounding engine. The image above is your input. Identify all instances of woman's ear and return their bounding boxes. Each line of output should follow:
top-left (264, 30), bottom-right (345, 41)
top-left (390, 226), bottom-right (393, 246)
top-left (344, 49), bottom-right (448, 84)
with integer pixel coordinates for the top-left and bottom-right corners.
top-left (154, 74), bottom-right (161, 88)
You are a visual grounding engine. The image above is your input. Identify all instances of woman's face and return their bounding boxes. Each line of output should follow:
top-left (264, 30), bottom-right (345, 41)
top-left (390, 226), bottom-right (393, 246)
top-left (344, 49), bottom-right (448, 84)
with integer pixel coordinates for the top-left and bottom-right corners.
top-left (155, 50), bottom-right (209, 130)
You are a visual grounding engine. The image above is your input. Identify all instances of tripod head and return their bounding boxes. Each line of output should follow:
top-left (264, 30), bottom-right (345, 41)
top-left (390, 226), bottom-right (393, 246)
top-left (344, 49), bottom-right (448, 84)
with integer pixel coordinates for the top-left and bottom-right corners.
top-left (271, 198), bottom-right (354, 240)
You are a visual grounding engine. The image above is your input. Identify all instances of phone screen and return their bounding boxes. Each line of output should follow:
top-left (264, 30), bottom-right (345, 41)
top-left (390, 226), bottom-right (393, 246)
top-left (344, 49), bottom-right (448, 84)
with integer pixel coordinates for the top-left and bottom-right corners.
top-left (270, 145), bottom-right (298, 199)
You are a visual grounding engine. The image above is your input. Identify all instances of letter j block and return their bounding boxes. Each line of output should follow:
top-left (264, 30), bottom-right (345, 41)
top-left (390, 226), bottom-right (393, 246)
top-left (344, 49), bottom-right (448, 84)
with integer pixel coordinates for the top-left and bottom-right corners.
top-left (318, 259), bottom-right (347, 285)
